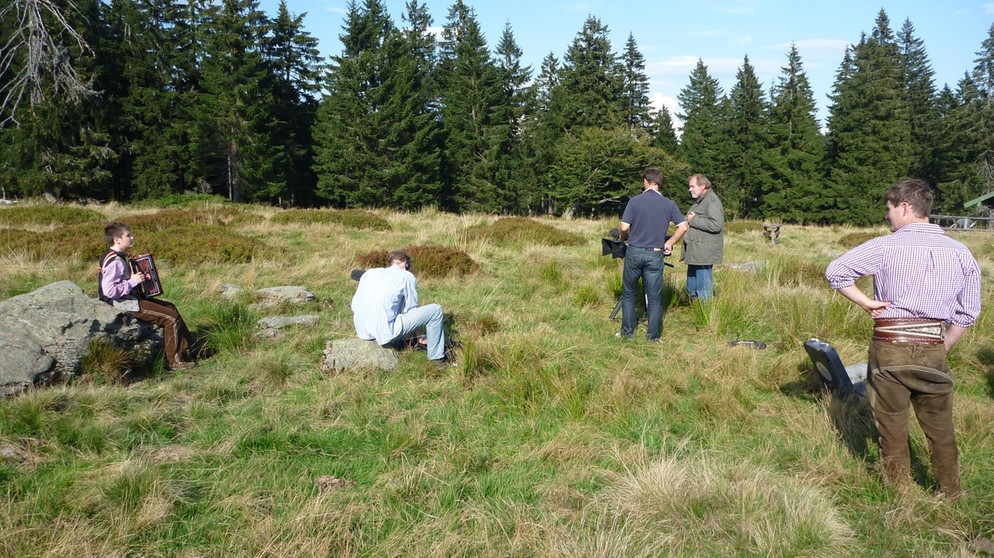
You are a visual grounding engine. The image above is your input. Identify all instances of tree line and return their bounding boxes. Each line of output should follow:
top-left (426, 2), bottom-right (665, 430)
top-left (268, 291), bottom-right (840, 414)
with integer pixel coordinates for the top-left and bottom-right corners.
top-left (2, 0), bottom-right (993, 225)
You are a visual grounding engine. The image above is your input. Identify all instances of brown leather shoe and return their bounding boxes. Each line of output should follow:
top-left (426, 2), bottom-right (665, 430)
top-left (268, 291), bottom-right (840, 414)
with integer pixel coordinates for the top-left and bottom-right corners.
top-left (169, 361), bottom-right (196, 371)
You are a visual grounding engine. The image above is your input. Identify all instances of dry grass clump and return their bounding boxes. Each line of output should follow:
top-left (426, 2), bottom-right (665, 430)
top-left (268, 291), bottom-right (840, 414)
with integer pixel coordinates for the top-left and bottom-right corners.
top-left (0, 217), bottom-right (271, 265)
top-left (766, 255), bottom-right (832, 289)
top-left (270, 208), bottom-right (391, 231)
top-left (547, 453), bottom-right (855, 557)
top-left (0, 223), bottom-right (100, 261)
top-left (0, 204), bottom-right (104, 229)
top-left (464, 217), bottom-right (586, 246)
top-left (724, 220), bottom-right (764, 234)
top-left (153, 225), bottom-right (273, 265)
top-left (354, 244), bottom-right (479, 278)
top-left (837, 231), bottom-right (884, 249)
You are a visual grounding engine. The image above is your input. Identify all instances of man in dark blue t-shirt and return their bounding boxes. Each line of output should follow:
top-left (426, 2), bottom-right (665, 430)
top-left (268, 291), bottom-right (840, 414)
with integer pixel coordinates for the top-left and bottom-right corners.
top-left (618, 168), bottom-right (688, 341)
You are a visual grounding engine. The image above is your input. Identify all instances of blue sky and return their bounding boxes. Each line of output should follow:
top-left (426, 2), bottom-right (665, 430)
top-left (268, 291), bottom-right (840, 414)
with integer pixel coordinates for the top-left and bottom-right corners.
top-left (259, 0), bottom-right (994, 127)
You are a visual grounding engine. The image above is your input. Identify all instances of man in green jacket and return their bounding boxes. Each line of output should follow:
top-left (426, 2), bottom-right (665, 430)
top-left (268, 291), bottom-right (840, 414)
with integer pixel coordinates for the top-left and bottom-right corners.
top-left (682, 174), bottom-right (725, 300)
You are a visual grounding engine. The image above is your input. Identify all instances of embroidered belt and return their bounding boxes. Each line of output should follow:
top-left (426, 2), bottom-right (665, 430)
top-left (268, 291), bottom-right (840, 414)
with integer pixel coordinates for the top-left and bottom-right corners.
top-left (872, 318), bottom-right (945, 345)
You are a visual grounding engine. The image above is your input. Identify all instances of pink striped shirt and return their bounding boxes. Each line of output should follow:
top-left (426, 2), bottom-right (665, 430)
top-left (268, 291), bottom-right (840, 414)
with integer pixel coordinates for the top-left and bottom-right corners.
top-left (826, 223), bottom-right (981, 328)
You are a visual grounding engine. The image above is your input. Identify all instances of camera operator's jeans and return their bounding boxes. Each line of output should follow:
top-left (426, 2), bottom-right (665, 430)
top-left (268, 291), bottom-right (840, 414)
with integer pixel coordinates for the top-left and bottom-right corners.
top-left (394, 303), bottom-right (446, 360)
top-left (867, 339), bottom-right (960, 495)
top-left (686, 264), bottom-right (714, 300)
top-left (621, 247), bottom-right (665, 341)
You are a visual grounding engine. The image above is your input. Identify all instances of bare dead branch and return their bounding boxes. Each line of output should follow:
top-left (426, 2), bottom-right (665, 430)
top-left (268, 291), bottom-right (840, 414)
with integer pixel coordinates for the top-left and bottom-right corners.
top-left (0, 0), bottom-right (95, 128)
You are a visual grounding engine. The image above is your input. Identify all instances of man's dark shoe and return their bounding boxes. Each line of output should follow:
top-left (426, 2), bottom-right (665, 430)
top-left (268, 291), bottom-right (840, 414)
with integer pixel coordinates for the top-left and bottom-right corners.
top-left (431, 358), bottom-right (455, 370)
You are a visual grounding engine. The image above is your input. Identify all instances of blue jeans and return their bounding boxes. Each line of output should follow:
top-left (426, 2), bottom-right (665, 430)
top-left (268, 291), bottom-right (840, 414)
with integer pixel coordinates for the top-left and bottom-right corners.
top-left (621, 247), bottom-right (665, 340)
top-left (393, 303), bottom-right (446, 360)
top-left (686, 264), bottom-right (714, 300)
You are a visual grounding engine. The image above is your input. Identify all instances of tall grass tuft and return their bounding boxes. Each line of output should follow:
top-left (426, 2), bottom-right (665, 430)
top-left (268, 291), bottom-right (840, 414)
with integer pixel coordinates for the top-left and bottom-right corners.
top-left (246, 351), bottom-right (300, 388)
top-left (549, 451), bottom-right (856, 557)
top-left (198, 301), bottom-right (258, 356)
top-left (78, 338), bottom-right (135, 384)
top-left (270, 208), bottom-right (391, 230)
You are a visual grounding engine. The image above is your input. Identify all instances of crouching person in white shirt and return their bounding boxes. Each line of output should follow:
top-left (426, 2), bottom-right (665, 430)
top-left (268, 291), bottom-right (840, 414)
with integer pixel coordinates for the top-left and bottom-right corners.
top-left (351, 250), bottom-right (448, 368)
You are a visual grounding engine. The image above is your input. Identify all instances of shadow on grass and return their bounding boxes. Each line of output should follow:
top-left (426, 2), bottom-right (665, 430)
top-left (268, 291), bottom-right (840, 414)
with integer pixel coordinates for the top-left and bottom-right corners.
top-left (781, 362), bottom-right (879, 463)
top-left (783, 361), bottom-right (938, 492)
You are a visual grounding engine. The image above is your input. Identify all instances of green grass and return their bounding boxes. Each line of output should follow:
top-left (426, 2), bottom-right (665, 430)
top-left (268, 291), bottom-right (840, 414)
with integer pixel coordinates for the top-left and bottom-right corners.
top-left (2, 206), bottom-right (994, 556)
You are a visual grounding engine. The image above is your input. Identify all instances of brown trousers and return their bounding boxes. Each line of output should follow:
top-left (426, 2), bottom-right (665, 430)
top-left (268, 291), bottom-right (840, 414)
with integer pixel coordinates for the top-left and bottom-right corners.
top-left (867, 340), bottom-right (960, 496)
top-left (136, 298), bottom-right (191, 367)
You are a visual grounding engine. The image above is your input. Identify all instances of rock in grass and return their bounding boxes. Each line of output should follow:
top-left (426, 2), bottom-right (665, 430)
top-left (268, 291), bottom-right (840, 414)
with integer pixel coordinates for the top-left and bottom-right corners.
top-left (320, 338), bottom-right (399, 372)
top-left (0, 281), bottom-right (161, 395)
top-left (255, 286), bottom-right (314, 305)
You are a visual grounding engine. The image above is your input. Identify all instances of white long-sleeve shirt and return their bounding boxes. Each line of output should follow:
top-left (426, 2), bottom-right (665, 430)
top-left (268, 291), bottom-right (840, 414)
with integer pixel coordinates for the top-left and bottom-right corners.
top-left (351, 265), bottom-right (419, 345)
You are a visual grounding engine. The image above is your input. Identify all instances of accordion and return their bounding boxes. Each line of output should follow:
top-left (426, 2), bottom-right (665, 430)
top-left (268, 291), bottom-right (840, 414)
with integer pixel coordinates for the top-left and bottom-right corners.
top-left (130, 254), bottom-right (163, 298)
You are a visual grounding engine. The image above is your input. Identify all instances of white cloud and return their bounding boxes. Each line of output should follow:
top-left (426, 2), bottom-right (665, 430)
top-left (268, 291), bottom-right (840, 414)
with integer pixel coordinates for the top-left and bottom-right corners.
top-left (650, 92), bottom-right (676, 115)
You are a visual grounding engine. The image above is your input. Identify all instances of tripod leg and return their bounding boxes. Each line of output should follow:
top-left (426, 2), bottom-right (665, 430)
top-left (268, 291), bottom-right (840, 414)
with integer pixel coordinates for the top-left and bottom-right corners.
top-left (610, 298), bottom-right (623, 320)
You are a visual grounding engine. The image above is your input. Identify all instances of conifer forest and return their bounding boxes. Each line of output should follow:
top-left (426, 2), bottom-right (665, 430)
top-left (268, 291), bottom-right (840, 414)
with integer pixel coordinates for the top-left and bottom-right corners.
top-left (2, 0), bottom-right (994, 225)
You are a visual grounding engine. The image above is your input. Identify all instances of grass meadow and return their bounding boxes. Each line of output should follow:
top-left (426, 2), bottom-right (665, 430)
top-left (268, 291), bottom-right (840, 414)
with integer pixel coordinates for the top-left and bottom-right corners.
top-left (1, 199), bottom-right (994, 557)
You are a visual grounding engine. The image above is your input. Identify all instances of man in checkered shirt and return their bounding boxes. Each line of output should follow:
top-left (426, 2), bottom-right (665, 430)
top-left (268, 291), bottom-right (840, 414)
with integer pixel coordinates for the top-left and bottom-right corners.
top-left (825, 179), bottom-right (981, 497)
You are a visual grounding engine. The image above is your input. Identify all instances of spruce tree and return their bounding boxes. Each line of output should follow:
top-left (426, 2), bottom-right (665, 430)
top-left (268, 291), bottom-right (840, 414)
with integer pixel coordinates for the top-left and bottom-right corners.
top-left (763, 44), bottom-right (825, 223)
top-left (313, 0), bottom-right (397, 207)
top-left (677, 60), bottom-right (726, 191)
top-left (0, 0), bottom-right (113, 200)
top-left (970, 23), bottom-right (994, 198)
top-left (619, 33), bottom-right (652, 133)
top-left (261, 0), bottom-right (324, 206)
top-left (437, 0), bottom-right (506, 212)
top-left (548, 15), bottom-right (623, 132)
top-left (650, 107), bottom-right (679, 155)
top-left (100, 0), bottom-right (206, 200)
top-left (825, 10), bottom-right (913, 225)
top-left (897, 18), bottom-right (940, 185)
top-left (494, 22), bottom-right (534, 213)
top-left (195, 0), bottom-right (279, 202)
top-left (522, 52), bottom-right (561, 213)
top-left (724, 55), bottom-right (769, 217)
top-left (376, 0), bottom-right (443, 210)
top-left (933, 79), bottom-right (982, 212)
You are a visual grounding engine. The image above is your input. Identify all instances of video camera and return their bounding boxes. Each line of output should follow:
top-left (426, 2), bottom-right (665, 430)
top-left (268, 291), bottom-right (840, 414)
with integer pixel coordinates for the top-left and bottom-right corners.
top-left (601, 228), bottom-right (627, 259)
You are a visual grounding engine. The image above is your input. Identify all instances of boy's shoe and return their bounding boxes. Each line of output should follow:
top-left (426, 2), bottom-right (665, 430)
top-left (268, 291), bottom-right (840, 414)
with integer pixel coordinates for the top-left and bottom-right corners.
top-left (187, 339), bottom-right (211, 361)
top-left (169, 360), bottom-right (197, 371)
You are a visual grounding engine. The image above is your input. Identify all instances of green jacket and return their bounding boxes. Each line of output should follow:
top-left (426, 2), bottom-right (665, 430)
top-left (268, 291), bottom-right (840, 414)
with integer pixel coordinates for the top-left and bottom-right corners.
top-left (682, 188), bottom-right (724, 265)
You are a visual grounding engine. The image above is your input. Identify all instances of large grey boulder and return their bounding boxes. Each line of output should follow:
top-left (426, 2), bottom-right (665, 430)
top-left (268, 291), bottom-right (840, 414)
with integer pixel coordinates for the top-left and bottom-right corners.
top-left (0, 281), bottom-right (161, 396)
top-left (320, 338), bottom-right (399, 372)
